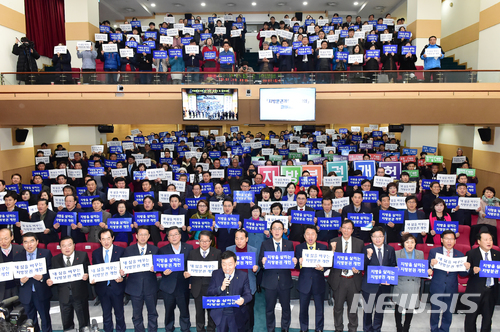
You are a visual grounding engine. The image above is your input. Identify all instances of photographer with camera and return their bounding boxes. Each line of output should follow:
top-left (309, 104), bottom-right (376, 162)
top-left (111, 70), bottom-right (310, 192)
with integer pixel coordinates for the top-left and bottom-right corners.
top-left (12, 37), bottom-right (40, 85)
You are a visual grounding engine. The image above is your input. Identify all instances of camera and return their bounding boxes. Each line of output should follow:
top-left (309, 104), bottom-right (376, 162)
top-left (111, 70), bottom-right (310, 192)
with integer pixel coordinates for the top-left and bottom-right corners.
top-left (0, 296), bottom-right (31, 331)
top-left (117, 85), bottom-right (124, 92)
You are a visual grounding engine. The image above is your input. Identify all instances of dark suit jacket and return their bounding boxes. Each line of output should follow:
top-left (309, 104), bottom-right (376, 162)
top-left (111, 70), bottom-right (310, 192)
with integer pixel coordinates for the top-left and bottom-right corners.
top-left (91, 245), bottom-right (126, 295)
top-left (187, 246), bottom-right (221, 298)
top-left (341, 204), bottom-right (373, 239)
top-left (0, 244), bottom-right (22, 300)
top-left (315, 209), bottom-right (341, 242)
top-left (361, 243), bottom-right (397, 293)
top-left (428, 246), bottom-right (468, 294)
top-left (57, 208), bottom-right (86, 243)
top-left (14, 248), bottom-right (53, 303)
top-left (288, 205), bottom-right (315, 242)
top-left (31, 209), bottom-right (59, 244)
top-left (214, 214), bottom-right (239, 252)
top-left (465, 247), bottom-right (500, 303)
top-left (327, 236), bottom-right (364, 292)
top-left (0, 206), bottom-right (30, 244)
top-left (295, 242), bottom-right (327, 294)
top-left (258, 238), bottom-right (294, 290)
top-left (158, 242), bottom-right (193, 294)
top-left (403, 210), bottom-right (427, 243)
top-left (207, 268), bottom-right (252, 328)
top-left (123, 243), bottom-right (159, 296)
top-left (51, 251), bottom-right (90, 303)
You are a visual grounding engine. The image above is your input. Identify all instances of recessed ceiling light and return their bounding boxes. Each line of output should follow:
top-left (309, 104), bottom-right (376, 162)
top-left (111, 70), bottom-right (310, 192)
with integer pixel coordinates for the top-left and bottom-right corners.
top-left (353, 1), bottom-right (358, 5)
top-left (151, 3), bottom-right (156, 7)
top-left (303, 1), bottom-right (308, 4)
top-left (123, 7), bottom-right (135, 12)
top-left (201, 2), bottom-right (206, 5)
top-left (327, 2), bottom-right (337, 5)
top-left (172, 3), bottom-right (183, 6)
top-left (252, 1), bottom-right (256, 5)
top-left (226, 2), bottom-right (235, 6)
top-left (113, 25), bottom-right (117, 28)
top-left (276, 2), bottom-right (287, 5)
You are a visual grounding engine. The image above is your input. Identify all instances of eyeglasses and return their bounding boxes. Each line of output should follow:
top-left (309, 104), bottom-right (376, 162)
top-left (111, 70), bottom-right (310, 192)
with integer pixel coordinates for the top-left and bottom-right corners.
top-left (371, 236), bottom-right (384, 239)
top-left (199, 240), bottom-right (211, 243)
top-left (198, 204), bottom-right (207, 207)
top-left (271, 228), bottom-right (283, 231)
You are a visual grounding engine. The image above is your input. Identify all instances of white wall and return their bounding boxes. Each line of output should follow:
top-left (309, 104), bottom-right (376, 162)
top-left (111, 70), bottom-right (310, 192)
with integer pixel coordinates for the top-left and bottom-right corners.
top-left (480, 0), bottom-right (500, 11)
top-left (438, 124), bottom-right (475, 147)
top-left (68, 126), bottom-right (106, 145)
top-left (478, 25), bottom-right (500, 71)
top-left (400, 125), bottom-right (439, 148)
top-left (441, 0), bottom-right (479, 37)
top-left (0, 0), bottom-right (25, 81)
top-left (445, 41), bottom-right (478, 69)
top-left (390, 0), bottom-right (407, 20)
top-left (0, 128), bottom-right (34, 151)
top-left (32, 125), bottom-right (70, 145)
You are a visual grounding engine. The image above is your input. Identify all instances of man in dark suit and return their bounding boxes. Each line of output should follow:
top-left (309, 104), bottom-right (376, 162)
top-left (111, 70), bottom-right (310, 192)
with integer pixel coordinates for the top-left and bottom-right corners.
top-left (0, 228), bottom-right (22, 300)
top-left (402, 195), bottom-right (427, 244)
top-left (91, 228), bottom-right (126, 332)
top-left (295, 225), bottom-right (328, 332)
top-left (428, 230), bottom-right (470, 332)
top-left (233, 179), bottom-right (253, 220)
top-left (341, 190), bottom-right (372, 242)
top-left (375, 195), bottom-right (400, 243)
top-left (328, 219), bottom-right (364, 332)
top-left (122, 226), bottom-right (159, 332)
top-left (162, 194), bottom-right (189, 242)
top-left (80, 178), bottom-right (107, 211)
top-left (184, 230), bottom-right (221, 332)
top-left (13, 233), bottom-right (53, 332)
top-left (207, 250), bottom-right (253, 332)
top-left (0, 192), bottom-right (30, 244)
top-left (215, 198), bottom-right (241, 251)
top-left (361, 226), bottom-right (397, 332)
top-left (30, 198), bottom-right (59, 245)
top-left (46, 236), bottom-right (90, 330)
top-left (158, 226), bottom-right (193, 332)
top-left (183, 183), bottom-right (207, 219)
top-left (258, 220), bottom-right (298, 332)
top-left (54, 194), bottom-right (86, 243)
top-left (464, 231), bottom-right (499, 331)
top-left (288, 191), bottom-right (315, 242)
top-left (315, 197), bottom-right (341, 242)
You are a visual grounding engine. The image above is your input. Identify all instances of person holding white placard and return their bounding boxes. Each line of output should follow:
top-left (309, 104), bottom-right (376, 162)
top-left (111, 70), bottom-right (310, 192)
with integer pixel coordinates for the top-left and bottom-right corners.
top-left (315, 40), bottom-right (333, 83)
top-left (0, 229), bottom-right (22, 301)
top-left (419, 35), bottom-right (444, 82)
top-left (163, 194), bottom-right (189, 242)
top-left (76, 41), bottom-right (97, 84)
top-left (46, 236), bottom-right (90, 331)
top-left (31, 198), bottom-right (59, 245)
top-left (381, 39), bottom-right (398, 83)
top-left (100, 41), bottom-right (121, 84)
top-left (472, 186), bottom-right (500, 246)
top-left (341, 190), bottom-right (373, 242)
top-left (402, 196), bottom-right (427, 243)
top-left (183, 39), bottom-right (202, 82)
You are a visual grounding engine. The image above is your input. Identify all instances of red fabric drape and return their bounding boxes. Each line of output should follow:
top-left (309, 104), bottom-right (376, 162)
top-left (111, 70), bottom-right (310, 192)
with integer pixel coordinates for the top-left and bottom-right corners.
top-left (25, 0), bottom-right (66, 58)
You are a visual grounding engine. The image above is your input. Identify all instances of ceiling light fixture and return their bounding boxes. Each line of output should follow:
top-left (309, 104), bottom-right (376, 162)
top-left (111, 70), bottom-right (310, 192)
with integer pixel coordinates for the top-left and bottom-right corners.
top-left (201, 2), bottom-right (206, 5)
top-left (353, 1), bottom-right (358, 5)
top-left (151, 3), bottom-right (156, 7)
top-left (303, 1), bottom-right (308, 4)
top-left (252, 2), bottom-right (256, 5)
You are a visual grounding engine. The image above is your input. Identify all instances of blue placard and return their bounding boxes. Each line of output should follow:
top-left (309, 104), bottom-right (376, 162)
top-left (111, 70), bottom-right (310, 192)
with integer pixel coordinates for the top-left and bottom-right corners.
top-left (264, 252), bottom-right (294, 269)
top-left (109, 146), bottom-right (123, 154)
top-left (297, 47), bottom-right (312, 55)
top-left (220, 55), bottom-right (234, 64)
top-left (181, 37), bottom-right (192, 45)
top-left (99, 25), bottom-right (111, 33)
top-left (379, 210), bottom-right (404, 224)
top-left (107, 218), bottom-right (132, 232)
top-left (305, 198), bottom-right (323, 210)
top-left (209, 151), bottom-right (221, 159)
top-left (88, 167), bottom-right (105, 176)
top-left (279, 149), bottom-right (289, 156)
top-left (200, 182), bottom-right (214, 194)
top-left (368, 20), bottom-right (377, 25)
top-left (79, 195), bottom-right (98, 209)
top-left (363, 191), bottom-right (379, 203)
top-left (367, 266), bottom-right (398, 285)
top-left (299, 176), bottom-right (317, 187)
top-left (360, 143), bottom-right (373, 150)
top-left (434, 221), bottom-right (459, 234)
top-left (133, 171), bottom-right (146, 181)
top-left (185, 197), bottom-right (203, 209)
top-left (232, 22), bottom-right (243, 29)
top-left (144, 31), bottom-right (157, 39)
top-left (236, 252), bottom-right (255, 269)
top-left (401, 46), bottom-right (416, 55)
top-left (292, 41), bottom-right (302, 49)
top-left (305, 19), bottom-right (316, 25)
top-left (153, 50), bottom-right (168, 59)
top-left (135, 45), bottom-right (152, 54)
top-left (134, 136), bottom-right (145, 144)
top-left (15, 201), bottom-right (29, 210)
top-left (331, 17), bottom-right (342, 24)
top-left (76, 187), bottom-right (86, 196)
top-left (442, 196), bottom-right (458, 210)
top-left (308, 35), bottom-right (319, 43)
top-left (222, 184), bottom-right (231, 195)
top-left (336, 52), bottom-right (348, 61)
top-left (0, 212), bottom-right (18, 225)
top-left (150, 143), bottom-right (162, 150)
top-left (347, 213), bottom-right (372, 227)
top-left (334, 253), bottom-right (364, 270)
top-left (204, 51), bottom-right (216, 60)
top-left (290, 210), bottom-right (315, 225)
top-left (189, 218), bottom-right (213, 231)
top-left (153, 254), bottom-right (184, 272)
top-left (201, 33), bottom-right (212, 41)
top-left (192, 23), bottom-right (203, 30)
top-left (22, 184), bottom-right (42, 194)
top-left (250, 184), bottom-right (266, 193)
top-left (55, 212), bottom-right (77, 226)
top-left (372, 141), bottom-right (384, 148)
top-left (340, 30), bottom-right (348, 38)
top-left (318, 217), bottom-right (341, 230)
top-left (398, 258), bottom-right (428, 277)
top-left (278, 47), bottom-right (292, 55)
top-left (398, 31), bottom-right (412, 40)
top-left (215, 214), bottom-right (239, 229)
top-left (131, 21), bottom-right (141, 28)
top-left (104, 160), bottom-right (117, 168)
top-left (134, 211), bottom-right (158, 226)
top-left (479, 260), bottom-right (500, 278)
top-left (380, 161), bottom-right (401, 179)
top-left (348, 176), bottom-right (367, 187)
top-left (32, 170), bottom-right (49, 179)
top-left (485, 206), bottom-right (500, 219)
top-left (376, 24), bottom-right (388, 32)
top-left (220, 159), bottom-right (230, 168)
top-left (5, 185), bottom-right (19, 193)
top-left (126, 41), bottom-right (138, 48)
top-left (203, 296), bottom-right (240, 309)
top-left (159, 158), bottom-right (172, 165)
top-left (402, 148), bottom-right (417, 155)
top-left (366, 34), bottom-right (378, 42)
top-left (244, 219), bottom-right (266, 233)
top-left (134, 192), bottom-right (154, 204)
top-left (383, 45), bottom-right (398, 54)
top-left (233, 191), bottom-right (254, 203)
top-left (366, 49), bottom-right (380, 58)
top-left (422, 146), bottom-right (437, 154)
top-left (466, 183), bottom-right (476, 195)
top-left (110, 33), bottom-right (123, 41)
top-left (78, 212), bottom-right (102, 226)
top-left (352, 135), bottom-right (363, 142)
top-left (420, 179), bottom-right (433, 190)
top-left (339, 128), bottom-right (348, 134)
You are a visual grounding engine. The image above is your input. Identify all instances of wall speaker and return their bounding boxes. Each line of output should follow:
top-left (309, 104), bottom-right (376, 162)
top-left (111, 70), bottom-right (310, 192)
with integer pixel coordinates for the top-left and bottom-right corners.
top-left (98, 125), bottom-right (114, 133)
top-left (185, 13), bottom-right (192, 19)
top-left (295, 12), bottom-right (303, 21)
top-left (389, 124), bottom-right (404, 133)
top-left (302, 125), bottom-right (316, 132)
top-left (15, 129), bottom-right (29, 143)
top-left (478, 127), bottom-right (491, 142)
top-left (185, 125), bottom-right (199, 132)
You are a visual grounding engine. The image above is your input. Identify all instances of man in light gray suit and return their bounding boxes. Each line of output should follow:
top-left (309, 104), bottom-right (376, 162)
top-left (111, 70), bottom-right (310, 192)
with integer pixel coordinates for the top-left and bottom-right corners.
top-left (327, 219), bottom-right (364, 332)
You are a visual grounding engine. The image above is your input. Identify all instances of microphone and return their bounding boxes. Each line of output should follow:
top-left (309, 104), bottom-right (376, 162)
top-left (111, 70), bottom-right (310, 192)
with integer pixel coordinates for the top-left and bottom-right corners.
top-left (224, 274), bottom-right (231, 295)
top-left (0, 296), bottom-right (19, 307)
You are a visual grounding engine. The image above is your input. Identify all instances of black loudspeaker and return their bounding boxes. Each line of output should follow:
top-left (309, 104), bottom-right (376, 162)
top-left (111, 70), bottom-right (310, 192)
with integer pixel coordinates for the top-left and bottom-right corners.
top-left (185, 13), bottom-right (192, 19)
top-left (15, 129), bottom-right (29, 143)
top-left (185, 125), bottom-right (199, 132)
top-left (302, 125), bottom-right (316, 132)
top-left (295, 12), bottom-right (303, 21)
top-left (98, 125), bottom-right (114, 133)
top-left (478, 127), bottom-right (491, 142)
top-left (389, 124), bottom-right (405, 133)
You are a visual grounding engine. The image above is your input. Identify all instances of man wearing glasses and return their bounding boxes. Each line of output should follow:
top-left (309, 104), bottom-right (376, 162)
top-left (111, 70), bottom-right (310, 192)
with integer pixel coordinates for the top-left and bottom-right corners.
top-left (328, 220), bottom-right (364, 332)
top-left (234, 179), bottom-right (254, 220)
top-left (258, 220), bottom-right (297, 332)
top-left (159, 226), bottom-right (193, 332)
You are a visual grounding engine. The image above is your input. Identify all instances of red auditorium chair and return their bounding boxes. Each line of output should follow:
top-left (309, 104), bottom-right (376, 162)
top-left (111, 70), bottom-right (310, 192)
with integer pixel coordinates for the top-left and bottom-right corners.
top-left (457, 225), bottom-right (470, 246)
top-left (454, 243), bottom-right (471, 255)
top-left (416, 243), bottom-right (436, 260)
top-left (114, 241), bottom-right (127, 248)
top-left (157, 241), bottom-right (170, 248)
top-left (76, 242), bottom-right (100, 264)
top-left (472, 244), bottom-right (500, 251)
top-left (186, 240), bottom-right (200, 249)
top-left (37, 243), bottom-right (46, 249)
top-left (47, 243), bottom-right (62, 257)
top-left (388, 243), bottom-right (403, 251)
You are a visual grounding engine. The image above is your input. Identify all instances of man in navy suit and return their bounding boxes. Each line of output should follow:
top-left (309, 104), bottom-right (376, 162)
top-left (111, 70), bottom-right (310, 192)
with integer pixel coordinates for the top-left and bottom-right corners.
top-left (315, 197), bottom-right (341, 242)
top-left (207, 250), bottom-right (253, 332)
top-left (361, 226), bottom-right (397, 332)
top-left (0, 228), bottom-right (22, 301)
top-left (158, 226), bottom-right (193, 332)
top-left (341, 190), bottom-right (373, 242)
top-left (287, 191), bottom-right (315, 242)
top-left (227, 229), bottom-right (259, 332)
top-left (54, 194), bottom-right (86, 243)
top-left (14, 233), bottom-right (53, 332)
top-left (215, 198), bottom-right (241, 252)
top-left (258, 220), bottom-right (298, 332)
top-left (91, 228), bottom-right (126, 332)
top-left (30, 199), bottom-right (59, 245)
top-left (295, 225), bottom-right (328, 332)
top-left (121, 226), bottom-right (159, 332)
top-left (162, 194), bottom-right (189, 241)
top-left (428, 230), bottom-right (470, 332)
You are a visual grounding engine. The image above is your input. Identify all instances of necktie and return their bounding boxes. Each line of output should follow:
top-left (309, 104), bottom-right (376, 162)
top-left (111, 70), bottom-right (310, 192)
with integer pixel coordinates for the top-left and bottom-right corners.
top-left (343, 241), bottom-right (349, 275)
top-left (66, 256), bottom-right (71, 267)
top-left (203, 251), bottom-right (206, 258)
top-left (276, 243), bottom-right (281, 252)
top-left (486, 253), bottom-right (493, 287)
top-left (140, 247), bottom-right (145, 256)
top-left (29, 253), bottom-right (35, 292)
top-left (355, 207), bottom-right (360, 213)
top-left (105, 250), bottom-right (110, 286)
top-left (300, 208), bottom-right (303, 211)
top-left (447, 250), bottom-right (451, 274)
top-left (309, 246), bottom-right (313, 250)
top-left (378, 248), bottom-right (383, 265)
